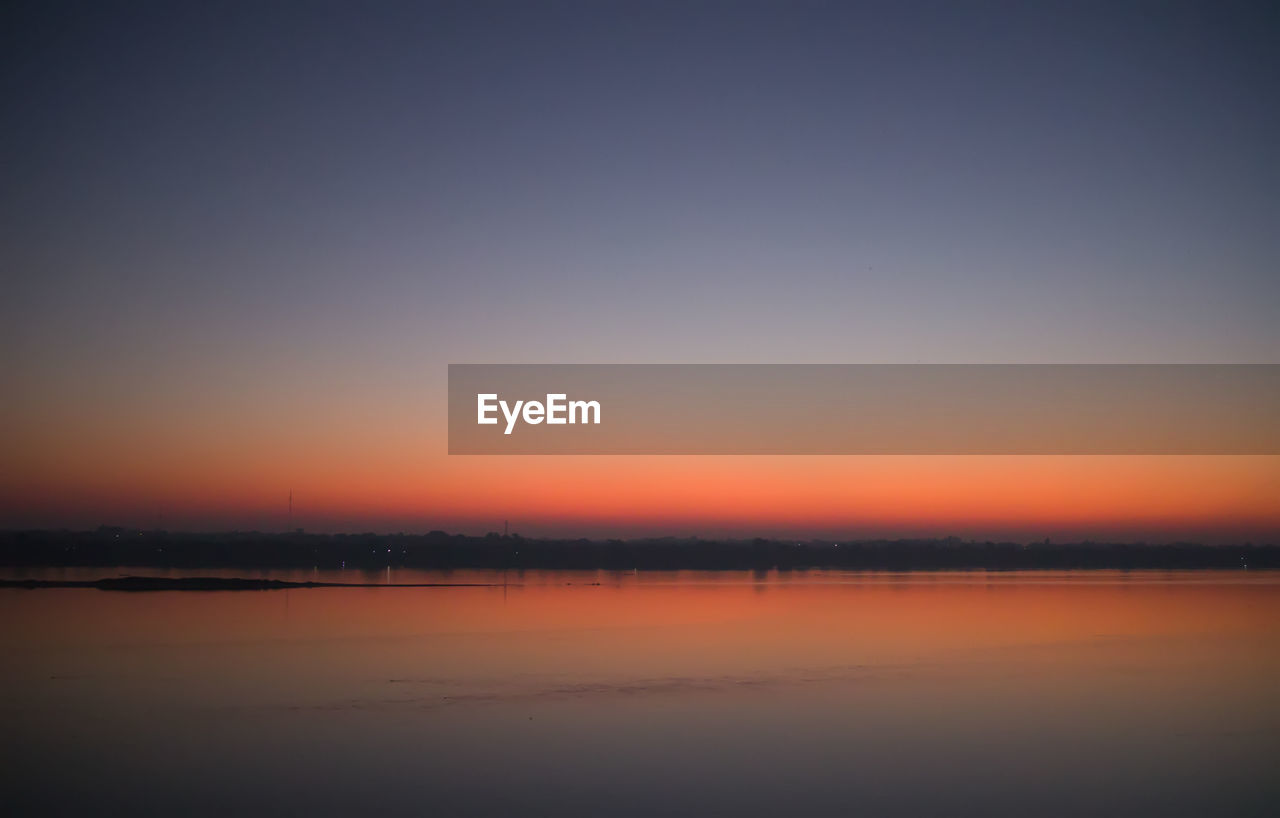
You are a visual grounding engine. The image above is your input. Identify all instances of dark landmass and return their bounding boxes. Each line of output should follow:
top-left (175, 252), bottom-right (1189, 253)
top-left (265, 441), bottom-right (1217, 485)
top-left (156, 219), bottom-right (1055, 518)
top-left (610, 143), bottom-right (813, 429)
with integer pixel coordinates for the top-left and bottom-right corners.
top-left (0, 575), bottom-right (498, 591)
top-left (0, 528), bottom-right (1275, 572)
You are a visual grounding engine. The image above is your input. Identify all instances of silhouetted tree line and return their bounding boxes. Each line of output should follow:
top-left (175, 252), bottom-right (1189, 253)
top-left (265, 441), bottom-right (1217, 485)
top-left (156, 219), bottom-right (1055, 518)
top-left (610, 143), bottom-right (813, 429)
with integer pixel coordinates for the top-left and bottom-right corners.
top-left (0, 528), bottom-right (1273, 571)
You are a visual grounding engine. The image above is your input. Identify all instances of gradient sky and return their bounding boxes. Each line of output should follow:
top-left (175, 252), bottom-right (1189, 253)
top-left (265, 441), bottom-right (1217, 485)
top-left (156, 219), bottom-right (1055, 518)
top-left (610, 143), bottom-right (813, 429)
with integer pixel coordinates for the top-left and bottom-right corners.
top-left (2, 1), bottom-right (1278, 539)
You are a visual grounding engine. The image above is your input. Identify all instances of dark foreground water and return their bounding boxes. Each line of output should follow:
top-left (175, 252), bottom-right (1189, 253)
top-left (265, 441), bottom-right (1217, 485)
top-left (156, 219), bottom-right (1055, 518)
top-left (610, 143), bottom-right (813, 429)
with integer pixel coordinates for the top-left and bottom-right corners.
top-left (3, 569), bottom-right (1277, 816)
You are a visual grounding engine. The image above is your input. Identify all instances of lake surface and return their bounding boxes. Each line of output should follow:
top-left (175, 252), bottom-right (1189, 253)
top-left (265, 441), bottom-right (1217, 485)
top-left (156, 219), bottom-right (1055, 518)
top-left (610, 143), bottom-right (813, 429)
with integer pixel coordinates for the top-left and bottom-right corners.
top-left (3, 569), bottom-right (1278, 816)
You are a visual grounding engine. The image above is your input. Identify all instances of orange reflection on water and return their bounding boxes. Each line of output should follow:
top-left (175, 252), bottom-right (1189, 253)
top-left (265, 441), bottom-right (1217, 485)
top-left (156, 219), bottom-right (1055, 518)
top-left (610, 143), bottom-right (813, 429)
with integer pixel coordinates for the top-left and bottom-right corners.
top-left (4, 570), bottom-right (1279, 816)
top-left (6, 571), bottom-right (1278, 677)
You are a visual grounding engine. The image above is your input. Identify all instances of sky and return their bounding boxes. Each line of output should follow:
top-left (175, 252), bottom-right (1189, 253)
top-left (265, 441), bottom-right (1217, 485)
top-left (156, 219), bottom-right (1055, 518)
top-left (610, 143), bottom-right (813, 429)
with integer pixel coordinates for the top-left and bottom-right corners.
top-left (2, 0), bottom-right (1278, 540)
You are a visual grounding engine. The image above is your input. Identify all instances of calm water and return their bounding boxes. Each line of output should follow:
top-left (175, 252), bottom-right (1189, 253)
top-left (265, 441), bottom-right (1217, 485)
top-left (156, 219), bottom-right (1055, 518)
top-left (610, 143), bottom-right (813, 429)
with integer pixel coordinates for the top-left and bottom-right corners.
top-left (3, 570), bottom-right (1278, 816)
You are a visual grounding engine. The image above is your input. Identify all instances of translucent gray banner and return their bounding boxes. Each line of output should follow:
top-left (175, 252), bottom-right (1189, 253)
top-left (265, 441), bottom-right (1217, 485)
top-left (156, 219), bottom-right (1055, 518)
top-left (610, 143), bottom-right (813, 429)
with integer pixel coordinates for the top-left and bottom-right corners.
top-left (448, 365), bottom-right (1280, 454)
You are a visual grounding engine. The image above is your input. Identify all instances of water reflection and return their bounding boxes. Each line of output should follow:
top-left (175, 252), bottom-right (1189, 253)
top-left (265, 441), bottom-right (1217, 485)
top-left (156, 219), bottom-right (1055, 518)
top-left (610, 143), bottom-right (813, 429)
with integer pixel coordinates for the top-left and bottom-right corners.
top-left (2, 571), bottom-right (1277, 816)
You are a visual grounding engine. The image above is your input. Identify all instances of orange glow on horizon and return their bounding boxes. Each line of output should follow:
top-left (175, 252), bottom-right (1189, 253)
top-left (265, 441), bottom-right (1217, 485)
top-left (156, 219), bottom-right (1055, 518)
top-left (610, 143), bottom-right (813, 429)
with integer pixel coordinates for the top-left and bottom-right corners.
top-left (4, 427), bottom-right (1278, 540)
top-left (6, 369), bottom-right (1278, 539)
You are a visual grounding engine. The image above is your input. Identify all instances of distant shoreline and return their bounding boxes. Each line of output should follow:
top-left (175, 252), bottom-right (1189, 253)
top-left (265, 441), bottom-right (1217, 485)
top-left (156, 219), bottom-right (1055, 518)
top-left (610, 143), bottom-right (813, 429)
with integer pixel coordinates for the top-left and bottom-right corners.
top-left (0, 576), bottom-right (503, 591)
top-left (2, 529), bottom-right (1275, 572)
